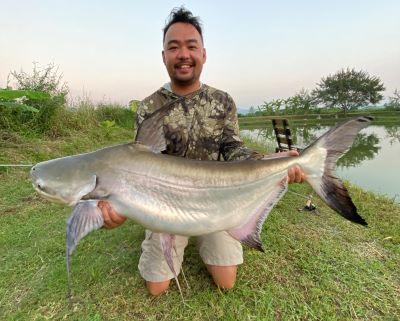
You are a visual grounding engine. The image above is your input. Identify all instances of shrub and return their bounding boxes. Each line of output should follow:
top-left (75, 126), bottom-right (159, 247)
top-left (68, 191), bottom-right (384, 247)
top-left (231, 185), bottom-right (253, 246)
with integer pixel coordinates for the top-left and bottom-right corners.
top-left (7, 63), bottom-right (69, 133)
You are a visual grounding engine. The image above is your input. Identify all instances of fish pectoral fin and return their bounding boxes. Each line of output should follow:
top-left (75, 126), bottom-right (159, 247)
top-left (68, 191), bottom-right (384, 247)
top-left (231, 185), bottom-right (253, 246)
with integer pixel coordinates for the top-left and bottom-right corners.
top-left (66, 201), bottom-right (104, 298)
top-left (228, 177), bottom-right (288, 251)
top-left (66, 201), bottom-right (104, 256)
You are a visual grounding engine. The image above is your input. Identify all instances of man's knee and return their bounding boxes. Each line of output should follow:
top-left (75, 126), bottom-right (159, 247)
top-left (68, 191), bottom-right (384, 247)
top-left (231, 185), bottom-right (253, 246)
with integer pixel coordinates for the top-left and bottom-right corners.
top-left (146, 280), bottom-right (171, 296)
top-left (206, 265), bottom-right (237, 289)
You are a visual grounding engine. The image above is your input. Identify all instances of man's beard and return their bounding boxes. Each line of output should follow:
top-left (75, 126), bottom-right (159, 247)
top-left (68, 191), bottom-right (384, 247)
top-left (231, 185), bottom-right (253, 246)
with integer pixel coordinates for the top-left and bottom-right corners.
top-left (172, 74), bottom-right (198, 87)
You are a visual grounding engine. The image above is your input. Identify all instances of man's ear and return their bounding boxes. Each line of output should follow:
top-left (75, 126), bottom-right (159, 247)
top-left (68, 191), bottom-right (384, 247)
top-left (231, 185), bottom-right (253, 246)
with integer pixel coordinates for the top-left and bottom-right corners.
top-left (202, 48), bottom-right (207, 64)
top-left (162, 50), bottom-right (166, 65)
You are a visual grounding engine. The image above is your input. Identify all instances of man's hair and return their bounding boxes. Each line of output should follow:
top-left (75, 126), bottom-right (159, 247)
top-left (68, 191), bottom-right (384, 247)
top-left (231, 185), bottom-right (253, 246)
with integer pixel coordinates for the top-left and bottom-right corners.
top-left (163, 7), bottom-right (203, 43)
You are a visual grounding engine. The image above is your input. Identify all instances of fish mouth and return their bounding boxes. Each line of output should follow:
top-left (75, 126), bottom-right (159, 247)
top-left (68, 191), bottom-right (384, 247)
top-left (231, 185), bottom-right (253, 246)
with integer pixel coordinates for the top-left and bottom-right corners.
top-left (30, 166), bottom-right (78, 205)
top-left (31, 174), bottom-right (72, 204)
top-left (30, 168), bottom-right (97, 207)
top-left (32, 183), bottom-right (66, 204)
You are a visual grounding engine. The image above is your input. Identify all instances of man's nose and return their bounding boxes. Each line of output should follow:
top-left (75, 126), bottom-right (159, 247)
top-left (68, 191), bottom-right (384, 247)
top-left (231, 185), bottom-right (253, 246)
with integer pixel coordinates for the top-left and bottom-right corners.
top-left (177, 47), bottom-right (190, 59)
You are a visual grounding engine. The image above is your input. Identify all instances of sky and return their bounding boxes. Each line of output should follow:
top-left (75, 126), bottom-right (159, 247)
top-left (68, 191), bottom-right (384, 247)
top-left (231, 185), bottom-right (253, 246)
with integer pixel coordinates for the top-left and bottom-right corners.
top-left (1, 0), bottom-right (399, 108)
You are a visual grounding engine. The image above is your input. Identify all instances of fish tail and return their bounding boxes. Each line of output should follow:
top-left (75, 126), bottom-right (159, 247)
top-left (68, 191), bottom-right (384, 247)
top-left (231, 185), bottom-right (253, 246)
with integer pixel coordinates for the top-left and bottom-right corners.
top-left (299, 116), bottom-right (373, 225)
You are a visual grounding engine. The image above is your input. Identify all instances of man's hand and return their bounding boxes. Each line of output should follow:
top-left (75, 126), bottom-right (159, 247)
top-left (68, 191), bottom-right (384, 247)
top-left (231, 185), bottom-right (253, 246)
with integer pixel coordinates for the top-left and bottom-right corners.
top-left (277, 150), bottom-right (306, 184)
top-left (98, 200), bottom-right (127, 229)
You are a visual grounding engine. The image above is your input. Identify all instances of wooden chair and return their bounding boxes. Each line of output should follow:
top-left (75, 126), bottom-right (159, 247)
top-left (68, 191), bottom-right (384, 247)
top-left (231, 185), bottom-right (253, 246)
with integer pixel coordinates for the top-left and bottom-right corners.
top-left (271, 118), bottom-right (296, 152)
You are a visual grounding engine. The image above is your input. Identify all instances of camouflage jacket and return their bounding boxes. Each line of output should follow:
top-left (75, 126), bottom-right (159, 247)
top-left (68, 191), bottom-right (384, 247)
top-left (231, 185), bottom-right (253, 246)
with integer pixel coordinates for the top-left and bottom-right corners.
top-left (136, 84), bottom-right (262, 161)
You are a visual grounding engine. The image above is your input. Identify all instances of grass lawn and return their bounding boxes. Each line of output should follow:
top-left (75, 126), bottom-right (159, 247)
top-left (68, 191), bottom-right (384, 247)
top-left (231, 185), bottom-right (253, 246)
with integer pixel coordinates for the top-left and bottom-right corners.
top-left (1, 128), bottom-right (399, 320)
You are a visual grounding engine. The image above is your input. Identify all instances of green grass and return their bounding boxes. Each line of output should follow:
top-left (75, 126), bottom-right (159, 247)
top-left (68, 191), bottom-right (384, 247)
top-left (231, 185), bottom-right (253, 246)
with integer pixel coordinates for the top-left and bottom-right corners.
top-left (1, 127), bottom-right (399, 320)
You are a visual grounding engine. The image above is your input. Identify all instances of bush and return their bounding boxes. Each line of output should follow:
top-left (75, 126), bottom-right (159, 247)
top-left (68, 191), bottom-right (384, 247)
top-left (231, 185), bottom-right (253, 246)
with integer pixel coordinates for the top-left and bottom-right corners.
top-left (6, 63), bottom-right (69, 133)
top-left (0, 88), bottom-right (48, 132)
top-left (2, 63), bottom-right (136, 137)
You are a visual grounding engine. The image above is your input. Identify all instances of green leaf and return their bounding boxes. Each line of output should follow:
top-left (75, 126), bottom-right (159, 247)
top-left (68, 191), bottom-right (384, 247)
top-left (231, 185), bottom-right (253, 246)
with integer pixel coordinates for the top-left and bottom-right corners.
top-left (0, 101), bottom-right (39, 112)
top-left (0, 89), bottom-right (51, 100)
top-left (101, 120), bottom-right (116, 128)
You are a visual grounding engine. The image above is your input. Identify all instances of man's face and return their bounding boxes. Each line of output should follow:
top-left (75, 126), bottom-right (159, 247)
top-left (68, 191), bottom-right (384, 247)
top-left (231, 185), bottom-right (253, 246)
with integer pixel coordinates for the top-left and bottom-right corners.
top-left (162, 22), bottom-right (207, 88)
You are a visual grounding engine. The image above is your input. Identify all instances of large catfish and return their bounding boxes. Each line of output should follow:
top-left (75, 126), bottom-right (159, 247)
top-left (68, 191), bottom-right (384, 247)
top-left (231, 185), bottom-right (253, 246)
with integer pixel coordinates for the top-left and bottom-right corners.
top-left (30, 109), bottom-right (371, 296)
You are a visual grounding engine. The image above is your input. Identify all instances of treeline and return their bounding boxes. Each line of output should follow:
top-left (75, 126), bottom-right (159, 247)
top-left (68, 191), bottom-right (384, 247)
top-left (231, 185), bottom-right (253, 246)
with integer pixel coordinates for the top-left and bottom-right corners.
top-left (0, 63), bottom-right (135, 137)
top-left (242, 68), bottom-right (400, 117)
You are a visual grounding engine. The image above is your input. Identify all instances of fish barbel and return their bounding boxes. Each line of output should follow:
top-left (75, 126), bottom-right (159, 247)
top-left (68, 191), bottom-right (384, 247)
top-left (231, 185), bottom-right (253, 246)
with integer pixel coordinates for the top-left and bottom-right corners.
top-left (30, 114), bottom-right (371, 297)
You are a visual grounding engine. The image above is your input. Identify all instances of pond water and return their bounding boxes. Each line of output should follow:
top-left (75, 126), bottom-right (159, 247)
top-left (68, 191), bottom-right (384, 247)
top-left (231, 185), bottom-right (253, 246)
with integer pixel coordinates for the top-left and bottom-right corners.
top-left (240, 121), bottom-right (400, 202)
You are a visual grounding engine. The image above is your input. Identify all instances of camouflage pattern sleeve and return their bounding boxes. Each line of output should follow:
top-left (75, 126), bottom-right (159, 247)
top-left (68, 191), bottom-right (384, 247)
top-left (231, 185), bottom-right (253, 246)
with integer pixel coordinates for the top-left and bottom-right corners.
top-left (220, 94), bottom-right (264, 161)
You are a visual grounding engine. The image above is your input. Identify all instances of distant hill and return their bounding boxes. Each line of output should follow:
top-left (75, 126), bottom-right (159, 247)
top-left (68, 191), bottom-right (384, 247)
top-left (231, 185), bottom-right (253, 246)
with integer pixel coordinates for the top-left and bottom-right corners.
top-left (237, 107), bottom-right (249, 115)
top-left (361, 105), bottom-right (385, 110)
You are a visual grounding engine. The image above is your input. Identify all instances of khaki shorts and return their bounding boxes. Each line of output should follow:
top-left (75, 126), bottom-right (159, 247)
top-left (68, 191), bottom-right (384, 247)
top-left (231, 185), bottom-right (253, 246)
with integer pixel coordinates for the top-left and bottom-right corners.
top-left (138, 230), bottom-right (243, 282)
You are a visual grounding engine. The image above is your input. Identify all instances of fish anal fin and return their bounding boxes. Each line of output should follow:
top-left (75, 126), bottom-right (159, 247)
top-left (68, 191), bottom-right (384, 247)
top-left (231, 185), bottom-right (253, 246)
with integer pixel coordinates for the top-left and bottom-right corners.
top-left (159, 233), bottom-right (185, 301)
top-left (159, 233), bottom-right (177, 276)
top-left (229, 178), bottom-right (288, 251)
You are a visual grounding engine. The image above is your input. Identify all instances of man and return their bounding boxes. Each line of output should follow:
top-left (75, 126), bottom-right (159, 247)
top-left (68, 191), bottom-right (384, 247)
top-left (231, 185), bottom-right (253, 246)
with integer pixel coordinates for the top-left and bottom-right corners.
top-left (99, 7), bottom-right (304, 296)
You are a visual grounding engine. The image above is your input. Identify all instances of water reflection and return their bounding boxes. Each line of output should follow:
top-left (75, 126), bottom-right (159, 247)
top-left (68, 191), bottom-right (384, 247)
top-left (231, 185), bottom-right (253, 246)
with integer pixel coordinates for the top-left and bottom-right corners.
top-left (385, 124), bottom-right (400, 144)
top-left (337, 133), bottom-right (380, 168)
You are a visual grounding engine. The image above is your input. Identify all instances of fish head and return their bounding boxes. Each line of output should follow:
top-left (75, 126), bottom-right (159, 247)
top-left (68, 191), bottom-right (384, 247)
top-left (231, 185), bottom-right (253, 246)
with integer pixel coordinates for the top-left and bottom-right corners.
top-left (30, 157), bottom-right (97, 206)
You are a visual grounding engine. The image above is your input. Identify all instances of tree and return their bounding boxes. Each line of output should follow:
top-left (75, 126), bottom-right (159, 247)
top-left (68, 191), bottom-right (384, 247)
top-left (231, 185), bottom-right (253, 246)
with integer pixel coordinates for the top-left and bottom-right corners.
top-left (258, 99), bottom-right (284, 115)
top-left (312, 68), bottom-right (385, 114)
top-left (285, 88), bottom-right (316, 114)
top-left (384, 89), bottom-right (400, 110)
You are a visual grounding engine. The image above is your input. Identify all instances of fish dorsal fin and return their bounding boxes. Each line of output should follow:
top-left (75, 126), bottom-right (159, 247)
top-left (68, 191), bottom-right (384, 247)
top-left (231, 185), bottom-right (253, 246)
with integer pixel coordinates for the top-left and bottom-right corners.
top-left (135, 97), bottom-right (184, 153)
top-left (228, 177), bottom-right (288, 251)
